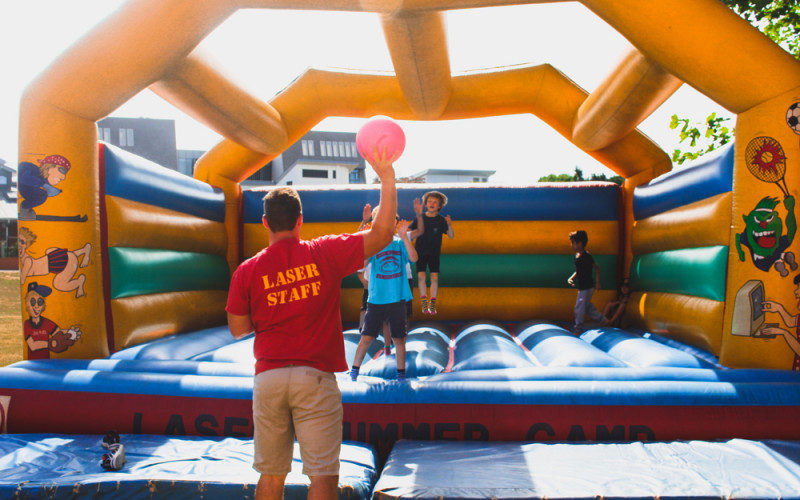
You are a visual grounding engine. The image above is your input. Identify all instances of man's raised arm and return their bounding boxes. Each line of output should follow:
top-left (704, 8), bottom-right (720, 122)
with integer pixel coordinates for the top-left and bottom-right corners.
top-left (363, 146), bottom-right (397, 258)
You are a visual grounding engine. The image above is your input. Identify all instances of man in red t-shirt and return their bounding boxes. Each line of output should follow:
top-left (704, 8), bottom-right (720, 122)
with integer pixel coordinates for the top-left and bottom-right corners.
top-left (226, 147), bottom-right (397, 500)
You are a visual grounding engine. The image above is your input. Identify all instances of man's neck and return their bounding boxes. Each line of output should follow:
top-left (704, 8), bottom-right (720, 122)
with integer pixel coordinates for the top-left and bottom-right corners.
top-left (269, 230), bottom-right (299, 244)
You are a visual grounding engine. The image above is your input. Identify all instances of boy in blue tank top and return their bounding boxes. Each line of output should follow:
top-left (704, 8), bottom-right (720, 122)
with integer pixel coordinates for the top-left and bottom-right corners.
top-left (351, 209), bottom-right (418, 381)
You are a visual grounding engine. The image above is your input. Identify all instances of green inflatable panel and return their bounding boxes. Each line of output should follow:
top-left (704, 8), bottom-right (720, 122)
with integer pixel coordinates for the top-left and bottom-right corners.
top-left (109, 247), bottom-right (230, 299)
top-left (629, 246), bottom-right (728, 301)
top-left (343, 254), bottom-right (617, 289)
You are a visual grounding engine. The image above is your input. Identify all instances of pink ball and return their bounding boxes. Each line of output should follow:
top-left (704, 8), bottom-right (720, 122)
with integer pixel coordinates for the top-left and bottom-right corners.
top-left (356, 116), bottom-right (405, 162)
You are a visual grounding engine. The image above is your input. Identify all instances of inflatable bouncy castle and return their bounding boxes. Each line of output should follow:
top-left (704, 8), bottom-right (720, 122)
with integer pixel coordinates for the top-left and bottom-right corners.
top-left (3, 0), bottom-right (800, 498)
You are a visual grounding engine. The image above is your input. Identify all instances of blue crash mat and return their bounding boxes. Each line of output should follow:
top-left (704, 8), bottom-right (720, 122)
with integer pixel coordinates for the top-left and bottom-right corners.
top-left (0, 434), bottom-right (376, 499)
top-left (373, 439), bottom-right (800, 500)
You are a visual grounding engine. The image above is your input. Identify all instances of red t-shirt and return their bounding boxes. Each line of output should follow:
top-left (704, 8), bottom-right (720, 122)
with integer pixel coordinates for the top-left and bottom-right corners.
top-left (226, 233), bottom-right (364, 374)
top-left (24, 317), bottom-right (58, 360)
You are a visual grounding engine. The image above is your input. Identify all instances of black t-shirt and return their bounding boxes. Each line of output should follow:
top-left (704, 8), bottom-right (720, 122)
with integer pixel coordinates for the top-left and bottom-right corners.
top-left (574, 251), bottom-right (596, 290)
top-left (409, 214), bottom-right (449, 255)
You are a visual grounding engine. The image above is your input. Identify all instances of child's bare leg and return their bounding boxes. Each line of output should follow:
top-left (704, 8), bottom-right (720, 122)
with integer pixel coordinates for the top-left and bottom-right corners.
top-left (430, 273), bottom-right (440, 299)
top-left (353, 335), bottom-right (374, 367)
top-left (394, 337), bottom-right (406, 372)
top-left (417, 272), bottom-right (427, 298)
top-left (382, 322), bottom-right (393, 354)
top-left (429, 273), bottom-right (440, 314)
top-left (417, 272), bottom-right (429, 313)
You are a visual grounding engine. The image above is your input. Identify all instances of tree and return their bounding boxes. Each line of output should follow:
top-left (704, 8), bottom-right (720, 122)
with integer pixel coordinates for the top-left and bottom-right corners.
top-left (670, 0), bottom-right (799, 164)
top-left (538, 167), bottom-right (623, 185)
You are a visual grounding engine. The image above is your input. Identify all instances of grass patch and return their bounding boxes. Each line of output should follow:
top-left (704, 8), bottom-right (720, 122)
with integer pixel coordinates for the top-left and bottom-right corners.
top-left (0, 271), bottom-right (22, 367)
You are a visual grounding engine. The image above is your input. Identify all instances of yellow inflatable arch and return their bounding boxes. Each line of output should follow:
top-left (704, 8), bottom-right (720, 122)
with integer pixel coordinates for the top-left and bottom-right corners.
top-left (17, 0), bottom-right (800, 368)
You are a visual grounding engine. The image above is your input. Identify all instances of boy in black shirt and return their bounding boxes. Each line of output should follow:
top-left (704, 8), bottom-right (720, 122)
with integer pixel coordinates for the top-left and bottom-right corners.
top-left (409, 191), bottom-right (454, 315)
top-left (568, 230), bottom-right (607, 334)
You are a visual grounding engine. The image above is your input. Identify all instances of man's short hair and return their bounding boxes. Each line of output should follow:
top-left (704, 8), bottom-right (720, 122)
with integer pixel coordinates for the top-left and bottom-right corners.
top-left (263, 187), bottom-right (302, 232)
top-left (569, 230), bottom-right (588, 245)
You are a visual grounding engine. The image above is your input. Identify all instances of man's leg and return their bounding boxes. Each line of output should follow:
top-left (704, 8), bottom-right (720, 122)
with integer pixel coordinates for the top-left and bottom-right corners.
top-left (256, 474), bottom-right (287, 500)
top-left (307, 475), bottom-right (339, 500)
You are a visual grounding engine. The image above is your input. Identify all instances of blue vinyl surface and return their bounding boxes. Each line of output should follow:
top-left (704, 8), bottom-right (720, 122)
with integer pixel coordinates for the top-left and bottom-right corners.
top-left (244, 183), bottom-right (620, 223)
top-left (633, 143), bottom-right (734, 220)
top-left (103, 143), bottom-right (225, 222)
top-left (373, 439), bottom-right (800, 500)
top-left (0, 434), bottom-right (376, 500)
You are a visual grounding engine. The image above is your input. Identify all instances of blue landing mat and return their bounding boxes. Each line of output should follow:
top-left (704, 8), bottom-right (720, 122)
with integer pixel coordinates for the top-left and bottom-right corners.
top-left (0, 434), bottom-right (377, 499)
top-left (373, 439), bottom-right (800, 500)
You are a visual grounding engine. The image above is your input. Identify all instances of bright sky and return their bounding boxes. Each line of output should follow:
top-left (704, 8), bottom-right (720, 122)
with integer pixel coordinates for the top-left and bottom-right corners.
top-left (1, 1), bottom-right (736, 183)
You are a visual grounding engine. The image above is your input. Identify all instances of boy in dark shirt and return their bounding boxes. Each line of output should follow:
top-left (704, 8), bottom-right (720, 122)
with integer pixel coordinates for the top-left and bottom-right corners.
top-left (568, 230), bottom-right (606, 334)
top-left (409, 191), bottom-right (454, 315)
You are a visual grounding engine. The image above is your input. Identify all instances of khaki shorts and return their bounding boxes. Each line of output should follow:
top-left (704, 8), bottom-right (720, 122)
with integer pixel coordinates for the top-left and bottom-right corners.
top-left (252, 366), bottom-right (342, 477)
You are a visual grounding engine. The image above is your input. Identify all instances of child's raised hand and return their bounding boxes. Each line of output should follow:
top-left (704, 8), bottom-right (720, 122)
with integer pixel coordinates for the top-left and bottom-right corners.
top-left (445, 215), bottom-right (452, 224)
top-left (362, 203), bottom-right (372, 223)
top-left (397, 219), bottom-right (410, 234)
top-left (414, 198), bottom-right (423, 215)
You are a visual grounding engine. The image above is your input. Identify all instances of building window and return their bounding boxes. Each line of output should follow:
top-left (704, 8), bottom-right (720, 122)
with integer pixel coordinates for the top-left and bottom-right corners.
top-left (99, 127), bottom-right (111, 143)
top-left (119, 128), bottom-right (134, 147)
top-left (332, 170), bottom-right (336, 179)
top-left (302, 169), bottom-right (328, 178)
top-left (320, 141), bottom-right (328, 157)
top-left (351, 142), bottom-right (357, 157)
top-left (301, 139), bottom-right (315, 156)
top-left (349, 169), bottom-right (362, 183)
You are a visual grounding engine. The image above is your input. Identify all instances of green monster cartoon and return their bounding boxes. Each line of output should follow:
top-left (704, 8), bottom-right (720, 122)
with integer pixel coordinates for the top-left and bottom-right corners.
top-left (736, 195), bottom-right (796, 276)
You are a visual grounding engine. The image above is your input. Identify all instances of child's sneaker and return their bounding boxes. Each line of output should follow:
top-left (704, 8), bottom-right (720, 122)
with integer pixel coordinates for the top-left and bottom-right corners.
top-left (384, 346), bottom-right (392, 356)
top-left (397, 370), bottom-right (406, 381)
top-left (421, 297), bottom-right (429, 314)
top-left (349, 367), bottom-right (359, 382)
top-left (102, 430), bottom-right (120, 449)
top-left (428, 298), bottom-right (437, 315)
top-left (101, 443), bottom-right (126, 471)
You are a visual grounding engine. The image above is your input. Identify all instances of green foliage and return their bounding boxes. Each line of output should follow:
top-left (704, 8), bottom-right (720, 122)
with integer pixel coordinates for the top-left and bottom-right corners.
top-left (669, 112), bottom-right (733, 165)
top-left (538, 167), bottom-right (623, 185)
top-left (721, 0), bottom-right (800, 59)
top-left (670, 0), bottom-right (798, 165)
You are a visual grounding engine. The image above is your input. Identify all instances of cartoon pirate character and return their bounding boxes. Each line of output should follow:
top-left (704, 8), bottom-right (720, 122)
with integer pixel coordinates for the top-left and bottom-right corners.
top-left (18, 227), bottom-right (91, 298)
top-left (736, 195), bottom-right (797, 276)
top-left (761, 274), bottom-right (800, 371)
top-left (17, 155), bottom-right (71, 221)
top-left (23, 282), bottom-right (82, 360)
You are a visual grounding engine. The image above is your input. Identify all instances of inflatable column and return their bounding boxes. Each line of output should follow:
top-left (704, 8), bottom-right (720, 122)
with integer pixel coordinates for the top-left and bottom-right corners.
top-left (722, 85), bottom-right (800, 369)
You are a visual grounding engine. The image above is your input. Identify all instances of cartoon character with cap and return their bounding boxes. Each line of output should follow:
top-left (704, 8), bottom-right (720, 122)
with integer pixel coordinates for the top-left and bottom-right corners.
top-left (17, 154), bottom-right (85, 222)
top-left (19, 227), bottom-right (91, 298)
top-left (23, 282), bottom-right (82, 360)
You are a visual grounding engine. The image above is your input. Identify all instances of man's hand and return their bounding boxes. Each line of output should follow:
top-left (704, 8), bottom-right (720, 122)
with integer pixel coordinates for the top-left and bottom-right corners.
top-left (362, 204), bottom-right (372, 223)
top-left (366, 145), bottom-right (398, 181)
